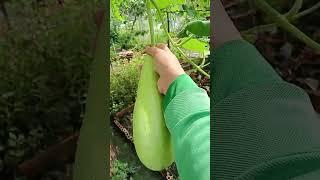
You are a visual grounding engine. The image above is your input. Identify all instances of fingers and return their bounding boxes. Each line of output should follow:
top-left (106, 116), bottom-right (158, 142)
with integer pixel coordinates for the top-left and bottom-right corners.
top-left (145, 46), bottom-right (163, 57)
top-left (155, 43), bottom-right (167, 50)
top-left (156, 43), bottom-right (171, 53)
top-left (144, 43), bottom-right (171, 57)
top-left (155, 43), bottom-right (166, 49)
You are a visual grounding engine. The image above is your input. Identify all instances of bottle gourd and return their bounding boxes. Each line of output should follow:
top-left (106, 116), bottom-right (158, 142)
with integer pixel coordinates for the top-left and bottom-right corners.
top-left (132, 55), bottom-right (173, 171)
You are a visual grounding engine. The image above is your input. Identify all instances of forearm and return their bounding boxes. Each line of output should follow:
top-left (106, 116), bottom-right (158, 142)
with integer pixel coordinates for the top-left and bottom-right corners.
top-left (164, 74), bottom-right (210, 180)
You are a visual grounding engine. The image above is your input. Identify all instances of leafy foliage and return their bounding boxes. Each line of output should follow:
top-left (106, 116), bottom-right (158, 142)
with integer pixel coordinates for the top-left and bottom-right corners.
top-left (111, 160), bottom-right (137, 180)
top-left (110, 58), bottom-right (142, 115)
top-left (111, 0), bottom-right (124, 21)
top-left (181, 38), bottom-right (209, 54)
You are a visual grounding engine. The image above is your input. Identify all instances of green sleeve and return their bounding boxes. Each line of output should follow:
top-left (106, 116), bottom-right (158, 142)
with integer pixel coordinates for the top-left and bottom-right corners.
top-left (212, 39), bottom-right (320, 179)
top-left (163, 74), bottom-right (210, 180)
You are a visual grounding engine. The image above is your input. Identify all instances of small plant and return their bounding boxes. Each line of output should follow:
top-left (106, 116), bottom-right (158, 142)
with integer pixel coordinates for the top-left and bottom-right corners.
top-left (111, 160), bottom-right (137, 180)
top-left (110, 58), bottom-right (142, 115)
top-left (0, 1), bottom-right (96, 177)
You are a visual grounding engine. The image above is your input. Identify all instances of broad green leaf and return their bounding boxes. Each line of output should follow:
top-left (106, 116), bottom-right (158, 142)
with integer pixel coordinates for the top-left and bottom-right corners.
top-left (169, 4), bottom-right (180, 11)
top-left (182, 4), bottom-right (196, 17)
top-left (181, 38), bottom-right (209, 53)
top-left (153, 0), bottom-right (185, 9)
top-left (178, 20), bottom-right (210, 37)
top-left (154, 0), bottom-right (170, 9)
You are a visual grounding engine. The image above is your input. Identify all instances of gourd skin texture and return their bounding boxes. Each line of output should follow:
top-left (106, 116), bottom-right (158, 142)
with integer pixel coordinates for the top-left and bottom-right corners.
top-left (133, 55), bottom-right (173, 171)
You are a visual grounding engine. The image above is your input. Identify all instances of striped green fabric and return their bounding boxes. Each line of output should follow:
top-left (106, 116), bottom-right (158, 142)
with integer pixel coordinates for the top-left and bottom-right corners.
top-left (164, 74), bottom-right (210, 180)
top-left (212, 40), bottom-right (320, 179)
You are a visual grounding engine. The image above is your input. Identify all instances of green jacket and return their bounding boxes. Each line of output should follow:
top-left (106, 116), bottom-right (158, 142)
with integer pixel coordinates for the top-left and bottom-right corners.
top-left (212, 39), bottom-right (320, 179)
top-left (165, 39), bottom-right (320, 180)
top-left (164, 74), bottom-right (210, 180)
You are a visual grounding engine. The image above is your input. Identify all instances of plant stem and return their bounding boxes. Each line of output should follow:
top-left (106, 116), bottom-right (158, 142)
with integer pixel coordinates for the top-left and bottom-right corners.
top-left (149, 0), bottom-right (176, 45)
top-left (176, 36), bottom-right (193, 47)
top-left (149, 0), bottom-right (210, 78)
top-left (254, 0), bottom-right (320, 52)
top-left (146, 0), bottom-right (155, 44)
top-left (294, 1), bottom-right (320, 19)
top-left (242, 23), bottom-right (276, 35)
top-left (285, 0), bottom-right (303, 17)
top-left (243, 1), bottom-right (320, 35)
top-left (176, 48), bottom-right (210, 77)
top-left (202, 62), bottom-right (210, 68)
top-left (200, 52), bottom-right (206, 67)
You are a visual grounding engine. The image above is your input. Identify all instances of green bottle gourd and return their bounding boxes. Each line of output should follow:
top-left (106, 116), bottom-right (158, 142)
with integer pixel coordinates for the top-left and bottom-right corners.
top-left (132, 55), bottom-right (173, 171)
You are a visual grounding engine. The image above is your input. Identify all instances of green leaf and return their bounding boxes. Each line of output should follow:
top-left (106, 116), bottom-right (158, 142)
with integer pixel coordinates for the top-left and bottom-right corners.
top-left (152, 0), bottom-right (185, 9)
top-left (180, 20), bottom-right (210, 37)
top-left (169, 4), bottom-right (180, 11)
top-left (181, 38), bottom-right (209, 53)
top-left (177, 28), bottom-right (188, 38)
top-left (182, 4), bottom-right (196, 17)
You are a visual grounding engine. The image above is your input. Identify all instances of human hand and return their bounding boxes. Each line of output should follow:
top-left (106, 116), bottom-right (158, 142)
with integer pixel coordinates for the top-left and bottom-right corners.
top-left (145, 44), bottom-right (185, 95)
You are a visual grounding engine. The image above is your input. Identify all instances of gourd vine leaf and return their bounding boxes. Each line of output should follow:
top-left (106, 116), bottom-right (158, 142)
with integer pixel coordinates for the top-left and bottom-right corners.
top-left (152, 0), bottom-right (185, 9)
top-left (181, 38), bottom-right (209, 54)
top-left (73, 7), bottom-right (108, 180)
top-left (182, 4), bottom-right (196, 17)
top-left (178, 20), bottom-right (210, 37)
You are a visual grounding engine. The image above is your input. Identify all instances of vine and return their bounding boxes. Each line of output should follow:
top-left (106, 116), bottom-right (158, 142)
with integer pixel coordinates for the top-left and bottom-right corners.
top-left (243, 0), bottom-right (320, 53)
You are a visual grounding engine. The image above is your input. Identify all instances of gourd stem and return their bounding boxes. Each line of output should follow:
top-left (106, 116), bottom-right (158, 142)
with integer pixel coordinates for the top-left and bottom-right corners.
top-left (201, 52), bottom-right (206, 67)
top-left (146, 0), bottom-right (155, 44)
top-left (149, 0), bottom-right (176, 46)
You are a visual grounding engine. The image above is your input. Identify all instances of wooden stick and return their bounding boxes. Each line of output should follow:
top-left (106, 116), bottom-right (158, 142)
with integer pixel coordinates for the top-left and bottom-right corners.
top-left (17, 133), bottom-right (79, 178)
